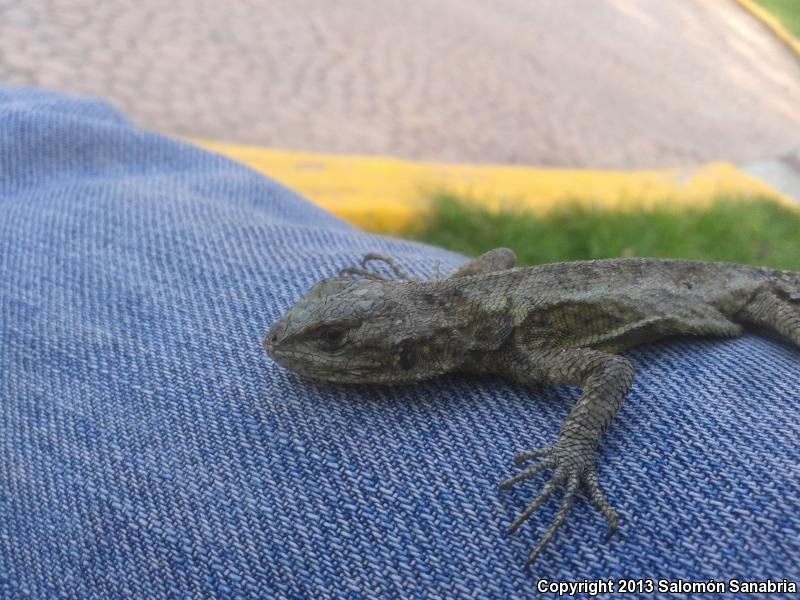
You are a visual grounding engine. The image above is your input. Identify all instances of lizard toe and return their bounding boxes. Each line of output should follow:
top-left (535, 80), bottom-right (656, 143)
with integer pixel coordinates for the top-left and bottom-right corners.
top-left (503, 440), bottom-right (617, 565)
top-left (523, 476), bottom-right (579, 566)
top-left (513, 445), bottom-right (554, 467)
top-left (498, 457), bottom-right (556, 490)
top-left (585, 470), bottom-right (619, 540)
top-left (508, 478), bottom-right (561, 534)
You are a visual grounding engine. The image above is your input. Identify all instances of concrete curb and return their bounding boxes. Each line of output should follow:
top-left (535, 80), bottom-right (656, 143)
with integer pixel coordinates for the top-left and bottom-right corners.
top-left (733, 0), bottom-right (800, 60)
top-left (731, 2), bottom-right (800, 203)
top-left (743, 147), bottom-right (800, 201)
top-left (193, 139), bottom-right (796, 233)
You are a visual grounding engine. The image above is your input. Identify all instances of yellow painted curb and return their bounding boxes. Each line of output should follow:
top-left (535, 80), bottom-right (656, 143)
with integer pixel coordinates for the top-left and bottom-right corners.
top-left (733, 0), bottom-right (800, 59)
top-left (193, 140), bottom-right (796, 233)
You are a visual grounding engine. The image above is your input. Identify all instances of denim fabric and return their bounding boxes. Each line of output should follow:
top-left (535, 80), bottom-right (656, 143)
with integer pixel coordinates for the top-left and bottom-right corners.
top-left (1, 87), bottom-right (798, 599)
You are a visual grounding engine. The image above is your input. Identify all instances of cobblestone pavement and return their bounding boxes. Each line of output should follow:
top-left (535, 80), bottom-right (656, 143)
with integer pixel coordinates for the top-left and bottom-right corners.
top-left (1, 0), bottom-right (799, 168)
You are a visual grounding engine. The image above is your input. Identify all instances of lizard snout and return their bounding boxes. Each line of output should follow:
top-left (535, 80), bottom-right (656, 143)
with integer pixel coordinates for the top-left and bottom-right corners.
top-left (264, 321), bottom-right (288, 356)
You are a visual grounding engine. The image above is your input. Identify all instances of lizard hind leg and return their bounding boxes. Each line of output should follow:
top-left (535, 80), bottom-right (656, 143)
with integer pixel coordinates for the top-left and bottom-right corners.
top-left (739, 287), bottom-right (800, 347)
top-left (340, 253), bottom-right (415, 280)
top-left (361, 253), bottom-right (414, 280)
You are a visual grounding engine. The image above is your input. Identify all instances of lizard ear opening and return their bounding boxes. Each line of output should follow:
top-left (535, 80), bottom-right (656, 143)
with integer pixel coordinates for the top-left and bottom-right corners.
top-left (398, 340), bottom-right (418, 370)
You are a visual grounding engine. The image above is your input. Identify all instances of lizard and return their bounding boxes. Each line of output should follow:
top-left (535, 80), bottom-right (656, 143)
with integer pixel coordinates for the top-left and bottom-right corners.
top-left (263, 248), bottom-right (800, 566)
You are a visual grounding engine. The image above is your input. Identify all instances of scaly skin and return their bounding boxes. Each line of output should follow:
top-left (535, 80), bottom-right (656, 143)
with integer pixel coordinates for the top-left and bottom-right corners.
top-left (264, 248), bottom-right (800, 566)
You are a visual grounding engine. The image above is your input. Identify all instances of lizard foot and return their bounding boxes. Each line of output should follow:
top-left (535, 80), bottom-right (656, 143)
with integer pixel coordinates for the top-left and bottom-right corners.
top-left (499, 442), bottom-right (618, 566)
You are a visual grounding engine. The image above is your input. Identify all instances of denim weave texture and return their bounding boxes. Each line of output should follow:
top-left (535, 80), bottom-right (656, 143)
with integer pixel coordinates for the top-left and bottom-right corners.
top-left (0, 87), bottom-right (798, 599)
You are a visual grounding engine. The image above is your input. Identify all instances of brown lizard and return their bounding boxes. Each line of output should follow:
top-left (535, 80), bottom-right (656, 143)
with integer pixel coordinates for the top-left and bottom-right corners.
top-left (264, 248), bottom-right (800, 565)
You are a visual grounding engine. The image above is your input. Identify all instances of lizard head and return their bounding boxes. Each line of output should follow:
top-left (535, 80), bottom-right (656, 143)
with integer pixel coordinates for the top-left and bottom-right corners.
top-left (264, 277), bottom-right (461, 384)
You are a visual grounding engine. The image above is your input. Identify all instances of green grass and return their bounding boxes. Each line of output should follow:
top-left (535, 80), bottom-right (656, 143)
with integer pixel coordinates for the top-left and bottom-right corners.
top-left (405, 194), bottom-right (800, 270)
top-left (755, 0), bottom-right (800, 39)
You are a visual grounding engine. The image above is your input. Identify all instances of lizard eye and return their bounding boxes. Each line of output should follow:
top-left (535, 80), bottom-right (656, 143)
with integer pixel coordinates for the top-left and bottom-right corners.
top-left (318, 326), bottom-right (347, 350)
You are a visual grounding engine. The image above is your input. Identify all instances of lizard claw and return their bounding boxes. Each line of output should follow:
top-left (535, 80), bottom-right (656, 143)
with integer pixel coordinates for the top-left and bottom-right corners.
top-left (585, 470), bottom-right (619, 540)
top-left (501, 442), bottom-right (618, 566)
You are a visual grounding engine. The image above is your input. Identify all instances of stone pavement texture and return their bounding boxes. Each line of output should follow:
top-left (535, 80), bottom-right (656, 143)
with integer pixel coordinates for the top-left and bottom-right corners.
top-left (1, 0), bottom-right (799, 169)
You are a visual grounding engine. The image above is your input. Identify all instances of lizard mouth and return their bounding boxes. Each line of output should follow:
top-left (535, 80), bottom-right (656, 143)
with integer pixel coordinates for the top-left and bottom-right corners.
top-left (267, 348), bottom-right (387, 383)
top-left (265, 347), bottom-right (307, 366)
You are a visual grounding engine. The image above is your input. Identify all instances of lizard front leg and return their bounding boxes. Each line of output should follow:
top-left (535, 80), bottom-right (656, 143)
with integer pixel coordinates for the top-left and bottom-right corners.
top-left (496, 348), bottom-right (634, 565)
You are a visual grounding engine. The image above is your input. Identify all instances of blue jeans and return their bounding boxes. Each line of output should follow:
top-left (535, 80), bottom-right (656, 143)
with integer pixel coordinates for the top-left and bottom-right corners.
top-left (1, 87), bottom-right (797, 598)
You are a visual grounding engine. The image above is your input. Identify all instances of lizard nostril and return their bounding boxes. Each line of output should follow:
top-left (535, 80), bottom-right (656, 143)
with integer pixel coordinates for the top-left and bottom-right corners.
top-left (264, 331), bottom-right (279, 355)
